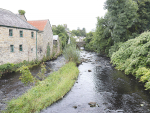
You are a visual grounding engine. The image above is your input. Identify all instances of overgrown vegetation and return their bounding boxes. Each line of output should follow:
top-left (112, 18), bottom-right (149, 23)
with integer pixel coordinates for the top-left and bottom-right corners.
top-left (0, 59), bottom-right (41, 78)
top-left (85, 0), bottom-right (150, 56)
top-left (4, 62), bottom-right (79, 113)
top-left (71, 27), bottom-right (86, 37)
top-left (83, 0), bottom-right (150, 91)
top-left (111, 31), bottom-right (150, 90)
top-left (52, 25), bottom-right (69, 49)
top-left (46, 43), bottom-right (51, 60)
top-left (63, 44), bottom-right (80, 64)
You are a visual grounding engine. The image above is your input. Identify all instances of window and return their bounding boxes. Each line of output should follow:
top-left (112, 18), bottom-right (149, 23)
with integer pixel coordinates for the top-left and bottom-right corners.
top-left (20, 31), bottom-right (23, 37)
top-left (9, 29), bottom-right (13, 36)
top-left (31, 48), bottom-right (33, 52)
top-left (10, 45), bottom-right (14, 52)
top-left (19, 45), bottom-right (23, 51)
top-left (31, 32), bottom-right (34, 38)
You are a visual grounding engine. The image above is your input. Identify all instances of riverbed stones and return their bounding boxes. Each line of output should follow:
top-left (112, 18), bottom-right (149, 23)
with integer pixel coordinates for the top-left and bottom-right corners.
top-left (73, 106), bottom-right (77, 109)
top-left (88, 102), bottom-right (97, 107)
top-left (88, 70), bottom-right (92, 72)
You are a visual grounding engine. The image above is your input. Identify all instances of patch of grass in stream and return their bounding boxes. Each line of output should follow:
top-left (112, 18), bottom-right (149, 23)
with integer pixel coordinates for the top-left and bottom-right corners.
top-left (3, 62), bottom-right (79, 113)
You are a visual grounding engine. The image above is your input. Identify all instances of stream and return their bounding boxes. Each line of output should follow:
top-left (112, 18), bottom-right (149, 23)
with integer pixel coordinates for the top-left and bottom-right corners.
top-left (1, 50), bottom-right (150, 113)
top-left (0, 55), bottom-right (66, 111)
top-left (41, 51), bottom-right (150, 113)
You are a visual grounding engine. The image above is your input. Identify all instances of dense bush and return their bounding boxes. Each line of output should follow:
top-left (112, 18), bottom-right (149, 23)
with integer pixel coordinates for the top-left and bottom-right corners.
top-left (63, 44), bottom-right (80, 64)
top-left (111, 31), bottom-right (150, 90)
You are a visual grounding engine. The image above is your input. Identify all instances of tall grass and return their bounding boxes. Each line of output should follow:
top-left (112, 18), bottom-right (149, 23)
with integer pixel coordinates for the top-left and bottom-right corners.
top-left (63, 44), bottom-right (80, 64)
top-left (3, 62), bottom-right (79, 113)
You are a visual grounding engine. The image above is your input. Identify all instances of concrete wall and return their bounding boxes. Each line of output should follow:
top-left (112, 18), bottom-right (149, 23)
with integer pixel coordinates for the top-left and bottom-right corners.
top-left (0, 26), bottom-right (37, 65)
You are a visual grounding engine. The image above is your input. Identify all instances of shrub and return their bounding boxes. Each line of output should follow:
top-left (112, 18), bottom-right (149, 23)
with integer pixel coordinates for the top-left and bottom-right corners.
top-left (19, 65), bottom-right (34, 86)
top-left (111, 31), bottom-right (150, 90)
top-left (63, 44), bottom-right (80, 64)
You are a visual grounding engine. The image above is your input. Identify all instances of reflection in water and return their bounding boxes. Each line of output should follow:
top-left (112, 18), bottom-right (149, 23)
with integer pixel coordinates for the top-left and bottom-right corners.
top-left (41, 51), bottom-right (150, 113)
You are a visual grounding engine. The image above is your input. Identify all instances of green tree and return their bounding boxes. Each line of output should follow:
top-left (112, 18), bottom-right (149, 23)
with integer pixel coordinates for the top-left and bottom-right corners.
top-left (95, 16), bottom-right (113, 54)
top-left (52, 25), bottom-right (69, 49)
top-left (71, 28), bottom-right (86, 37)
top-left (18, 10), bottom-right (26, 15)
top-left (104, 0), bottom-right (138, 43)
top-left (135, 0), bottom-right (150, 33)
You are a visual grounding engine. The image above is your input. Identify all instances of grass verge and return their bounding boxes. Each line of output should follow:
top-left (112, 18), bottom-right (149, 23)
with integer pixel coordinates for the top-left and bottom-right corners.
top-left (3, 62), bottom-right (79, 113)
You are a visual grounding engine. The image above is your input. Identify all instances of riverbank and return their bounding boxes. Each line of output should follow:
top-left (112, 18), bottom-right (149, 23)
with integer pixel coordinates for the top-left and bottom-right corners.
top-left (2, 62), bottom-right (79, 113)
top-left (0, 52), bottom-right (62, 78)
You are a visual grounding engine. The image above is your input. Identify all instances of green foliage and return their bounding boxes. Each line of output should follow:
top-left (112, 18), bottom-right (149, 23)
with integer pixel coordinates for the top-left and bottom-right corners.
top-left (52, 25), bottom-right (69, 49)
top-left (18, 10), bottom-right (26, 15)
top-left (70, 37), bottom-right (76, 45)
top-left (104, 0), bottom-right (138, 42)
top-left (19, 66), bottom-right (34, 86)
top-left (58, 33), bottom-right (67, 49)
top-left (133, 0), bottom-right (150, 34)
top-left (63, 44), bottom-right (80, 64)
top-left (0, 63), bottom-right (14, 75)
top-left (71, 28), bottom-right (86, 37)
top-left (85, 0), bottom-right (150, 58)
top-left (111, 31), bottom-right (150, 90)
top-left (46, 43), bottom-right (50, 59)
top-left (4, 62), bottom-right (79, 113)
top-left (95, 16), bottom-right (113, 54)
top-left (84, 31), bottom-right (97, 51)
top-left (37, 63), bottom-right (46, 81)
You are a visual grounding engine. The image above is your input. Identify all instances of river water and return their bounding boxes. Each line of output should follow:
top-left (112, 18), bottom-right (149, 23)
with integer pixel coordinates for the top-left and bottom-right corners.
top-left (0, 56), bottom-right (66, 111)
top-left (41, 51), bottom-right (150, 113)
top-left (1, 51), bottom-right (150, 113)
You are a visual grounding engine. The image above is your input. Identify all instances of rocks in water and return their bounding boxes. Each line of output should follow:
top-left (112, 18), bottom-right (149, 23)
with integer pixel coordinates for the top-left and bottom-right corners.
top-left (73, 106), bottom-right (77, 109)
top-left (88, 102), bottom-right (97, 107)
top-left (88, 70), bottom-right (92, 72)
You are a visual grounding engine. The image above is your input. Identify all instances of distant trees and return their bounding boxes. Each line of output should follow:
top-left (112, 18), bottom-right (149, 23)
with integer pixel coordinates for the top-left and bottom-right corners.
top-left (85, 0), bottom-right (150, 56)
top-left (71, 28), bottom-right (86, 37)
top-left (52, 25), bottom-right (69, 49)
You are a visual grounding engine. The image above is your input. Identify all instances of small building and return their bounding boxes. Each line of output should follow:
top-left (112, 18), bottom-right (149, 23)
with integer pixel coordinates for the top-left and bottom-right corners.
top-left (28, 20), bottom-right (53, 60)
top-left (0, 8), bottom-right (38, 65)
top-left (53, 35), bottom-right (60, 55)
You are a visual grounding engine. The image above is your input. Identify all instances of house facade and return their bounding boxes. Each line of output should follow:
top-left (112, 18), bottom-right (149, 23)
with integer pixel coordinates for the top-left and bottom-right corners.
top-left (0, 8), bottom-right (54, 65)
top-left (0, 8), bottom-right (38, 65)
top-left (28, 20), bottom-right (53, 60)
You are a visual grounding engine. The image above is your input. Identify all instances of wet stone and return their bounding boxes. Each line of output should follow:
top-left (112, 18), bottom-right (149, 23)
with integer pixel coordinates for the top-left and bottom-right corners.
top-left (73, 106), bottom-right (77, 109)
top-left (88, 70), bottom-right (92, 72)
top-left (88, 102), bottom-right (96, 107)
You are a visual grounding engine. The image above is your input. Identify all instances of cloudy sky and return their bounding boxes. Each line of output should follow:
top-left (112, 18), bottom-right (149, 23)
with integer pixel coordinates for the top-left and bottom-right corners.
top-left (1, 0), bottom-right (107, 32)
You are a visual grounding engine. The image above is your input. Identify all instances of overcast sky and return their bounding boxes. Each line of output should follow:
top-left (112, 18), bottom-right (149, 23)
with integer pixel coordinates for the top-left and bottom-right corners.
top-left (1, 0), bottom-right (107, 33)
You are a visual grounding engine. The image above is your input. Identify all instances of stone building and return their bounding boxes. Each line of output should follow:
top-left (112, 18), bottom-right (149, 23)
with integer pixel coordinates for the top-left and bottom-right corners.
top-left (53, 35), bottom-right (61, 55)
top-left (0, 8), bottom-right (54, 65)
top-left (0, 8), bottom-right (38, 65)
top-left (27, 20), bottom-right (53, 60)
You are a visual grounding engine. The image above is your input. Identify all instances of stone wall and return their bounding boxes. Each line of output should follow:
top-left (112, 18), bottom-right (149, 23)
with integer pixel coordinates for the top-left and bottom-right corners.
top-left (0, 26), bottom-right (37, 65)
top-left (37, 20), bottom-right (53, 60)
top-left (43, 21), bottom-right (53, 57)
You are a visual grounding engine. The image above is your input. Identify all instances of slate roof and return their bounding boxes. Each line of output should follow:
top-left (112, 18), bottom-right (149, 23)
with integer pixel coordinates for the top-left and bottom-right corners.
top-left (0, 8), bottom-right (38, 30)
top-left (27, 20), bottom-right (48, 31)
top-left (53, 35), bottom-right (59, 41)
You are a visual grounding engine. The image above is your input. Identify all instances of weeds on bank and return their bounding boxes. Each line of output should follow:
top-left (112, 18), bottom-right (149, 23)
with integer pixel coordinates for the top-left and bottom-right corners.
top-left (4, 62), bottom-right (79, 113)
top-left (63, 44), bottom-right (80, 64)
